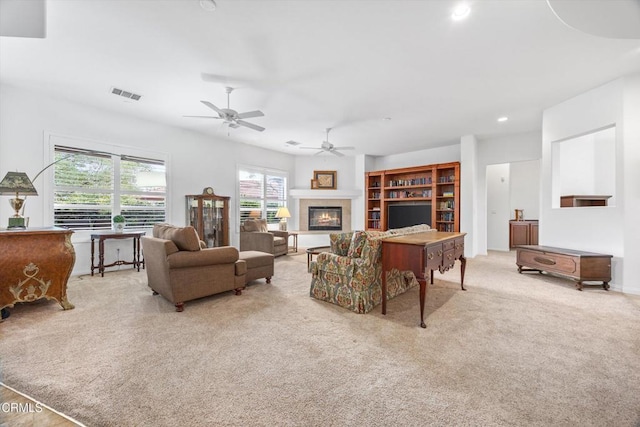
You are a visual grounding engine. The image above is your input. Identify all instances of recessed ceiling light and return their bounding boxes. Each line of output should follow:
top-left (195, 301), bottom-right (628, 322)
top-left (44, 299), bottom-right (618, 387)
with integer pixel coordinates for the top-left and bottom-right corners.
top-left (452, 4), bottom-right (471, 21)
top-left (497, 116), bottom-right (508, 122)
top-left (383, 117), bottom-right (392, 121)
top-left (199, 0), bottom-right (216, 12)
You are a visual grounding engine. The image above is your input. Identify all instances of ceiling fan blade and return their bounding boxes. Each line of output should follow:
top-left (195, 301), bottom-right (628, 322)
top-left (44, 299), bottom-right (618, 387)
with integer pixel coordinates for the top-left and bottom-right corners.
top-left (334, 146), bottom-right (355, 150)
top-left (313, 150), bottom-right (324, 156)
top-left (329, 149), bottom-right (345, 157)
top-left (200, 100), bottom-right (224, 115)
top-left (236, 120), bottom-right (265, 132)
top-left (236, 110), bottom-right (264, 119)
top-left (182, 115), bottom-right (222, 119)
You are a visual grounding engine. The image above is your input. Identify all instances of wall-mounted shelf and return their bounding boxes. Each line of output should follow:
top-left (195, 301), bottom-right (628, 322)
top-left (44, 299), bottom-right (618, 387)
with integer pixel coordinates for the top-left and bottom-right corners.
top-left (560, 195), bottom-right (611, 207)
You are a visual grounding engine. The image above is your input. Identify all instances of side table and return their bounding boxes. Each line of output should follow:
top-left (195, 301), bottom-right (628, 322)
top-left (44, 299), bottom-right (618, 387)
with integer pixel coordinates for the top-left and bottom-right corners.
top-left (306, 246), bottom-right (331, 271)
top-left (287, 231), bottom-right (299, 253)
top-left (91, 231), bottom-right (146, 277)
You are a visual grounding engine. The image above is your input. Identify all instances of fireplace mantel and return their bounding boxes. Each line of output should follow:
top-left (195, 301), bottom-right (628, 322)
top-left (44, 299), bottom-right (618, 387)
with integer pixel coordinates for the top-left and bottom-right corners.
top-left (289, 189), bottom-right (361, 199)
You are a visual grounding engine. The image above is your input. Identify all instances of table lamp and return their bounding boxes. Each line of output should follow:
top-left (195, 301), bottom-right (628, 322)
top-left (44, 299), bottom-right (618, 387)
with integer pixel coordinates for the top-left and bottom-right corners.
top-left (275, 207), bottom-right (291, 231)
top-left (0, 172), bottom-right (38, 229)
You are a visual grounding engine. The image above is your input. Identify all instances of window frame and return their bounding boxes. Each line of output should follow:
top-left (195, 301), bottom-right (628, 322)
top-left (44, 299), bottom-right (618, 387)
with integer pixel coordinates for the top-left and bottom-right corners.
top-left (44, 133), bottom-right (170, 236)
top-left (237, 164), bottom-right (288, 229)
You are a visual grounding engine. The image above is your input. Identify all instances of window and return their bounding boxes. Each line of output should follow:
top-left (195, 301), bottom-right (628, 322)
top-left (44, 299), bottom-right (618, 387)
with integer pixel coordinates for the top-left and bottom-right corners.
top-left (53, 145), bottom-right (166, 230)
top-left (238, 167), bottom-right (287, 227)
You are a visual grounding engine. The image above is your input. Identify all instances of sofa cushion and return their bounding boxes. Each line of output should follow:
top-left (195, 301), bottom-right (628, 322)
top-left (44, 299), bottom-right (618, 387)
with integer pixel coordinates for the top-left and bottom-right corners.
top-left (347, 231), bottom-right (368, 258)
top-left (153, 224), bottom-right (201, 252)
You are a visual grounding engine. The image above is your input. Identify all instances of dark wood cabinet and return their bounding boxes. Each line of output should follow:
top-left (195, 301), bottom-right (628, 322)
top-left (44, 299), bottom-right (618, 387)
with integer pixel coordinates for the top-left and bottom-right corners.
top-left (509, 220), bottom-right (538, 248)
top-left (186, 193), bottom-right (230, 247)
top-left (0, 227), bottom-right (76, 311)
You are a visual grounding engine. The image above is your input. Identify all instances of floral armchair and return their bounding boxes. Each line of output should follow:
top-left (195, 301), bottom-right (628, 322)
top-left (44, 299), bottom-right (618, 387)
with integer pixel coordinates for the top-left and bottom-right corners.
top-left (309, 224), bottom-right (434, 313)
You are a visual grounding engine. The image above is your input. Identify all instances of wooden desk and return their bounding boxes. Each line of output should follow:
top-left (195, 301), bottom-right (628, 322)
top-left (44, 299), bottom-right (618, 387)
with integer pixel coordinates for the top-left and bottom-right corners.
top-left (0, 227), bottom-right (76, 311)
top-left (381, 231), bottom-right (466, 328)
top-left (91, 231), bottom-right (145, 277)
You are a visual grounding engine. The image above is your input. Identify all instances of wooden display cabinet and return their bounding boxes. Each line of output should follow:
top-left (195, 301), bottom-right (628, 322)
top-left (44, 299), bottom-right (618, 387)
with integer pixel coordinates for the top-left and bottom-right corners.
top-left (364, 162), bottom-right (460, 232)
top-left (185, 193), bottom-right (230, 247)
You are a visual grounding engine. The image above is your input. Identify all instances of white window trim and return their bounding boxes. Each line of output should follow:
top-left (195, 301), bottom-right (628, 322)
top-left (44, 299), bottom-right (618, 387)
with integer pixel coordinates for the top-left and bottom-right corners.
top-left (43, 132), bottom-right (171, 240)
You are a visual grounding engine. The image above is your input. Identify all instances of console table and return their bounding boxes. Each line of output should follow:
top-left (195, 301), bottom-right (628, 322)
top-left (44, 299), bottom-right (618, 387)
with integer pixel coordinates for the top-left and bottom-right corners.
top-left (91, 231), bottom-right (146, 277)
top-left (516, 245), bottom-right (612, 291)
top-left (381, 231), bottom-right (466, 328)
top-left (0, 227), bottom-right (76, 311)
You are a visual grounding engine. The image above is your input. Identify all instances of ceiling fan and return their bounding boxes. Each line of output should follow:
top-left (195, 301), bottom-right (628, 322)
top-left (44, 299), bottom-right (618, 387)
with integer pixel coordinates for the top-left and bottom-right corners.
top-left (299, 128), bottom-right (355, 157)
top-left (184, 86), bottom-right (265, 132)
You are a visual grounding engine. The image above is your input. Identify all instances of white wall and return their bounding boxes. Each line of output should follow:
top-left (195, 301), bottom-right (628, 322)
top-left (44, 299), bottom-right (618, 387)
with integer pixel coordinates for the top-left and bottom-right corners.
top-left (486, 163), bottom-right (510, 251)
top-left (541, 78), bottom-right (627, 291)
top-left (472, 131), bottom-right (542, 256)
top-left (372, 144), bottom-right (460, 171)
top-left (0, 84), bottom-right (295, 275)
top-left (510, 159), bottom-right (540, 220)
top-left (622, 73), bottom-right (640, 294)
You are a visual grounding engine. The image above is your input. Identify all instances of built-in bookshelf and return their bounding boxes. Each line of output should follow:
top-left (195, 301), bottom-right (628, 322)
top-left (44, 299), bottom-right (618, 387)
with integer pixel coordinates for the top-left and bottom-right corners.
top-left (365, 162), bottom-right (460, 232)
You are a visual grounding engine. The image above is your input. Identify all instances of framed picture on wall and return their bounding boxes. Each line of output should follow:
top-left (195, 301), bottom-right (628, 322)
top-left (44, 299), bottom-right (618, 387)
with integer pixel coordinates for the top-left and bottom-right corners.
top-left (313, 170), bottom-right (337, 189)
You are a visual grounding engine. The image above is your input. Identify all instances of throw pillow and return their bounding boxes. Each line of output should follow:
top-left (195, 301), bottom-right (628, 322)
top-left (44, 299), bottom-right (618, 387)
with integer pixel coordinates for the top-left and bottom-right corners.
top-left (258, 219), bottom-right (268, 232)
top-left (347, 231), bottom-right (368, 258)
top-left (153, 224), bottom-right (201, 251)
top-left (243, 219), bottom-right (260, 232)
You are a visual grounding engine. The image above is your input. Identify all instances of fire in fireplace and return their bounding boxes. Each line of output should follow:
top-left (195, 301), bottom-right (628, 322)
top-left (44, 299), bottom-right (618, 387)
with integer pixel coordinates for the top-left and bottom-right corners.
top-left (308, 206), bottom-right (342, 231)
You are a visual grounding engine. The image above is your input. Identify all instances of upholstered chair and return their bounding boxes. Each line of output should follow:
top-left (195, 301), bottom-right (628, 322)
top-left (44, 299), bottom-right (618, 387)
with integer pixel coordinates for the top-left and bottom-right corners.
top-left (239, 218), bottom-right (288, 257)
top-left (142, 224), bottom-right (247, 311)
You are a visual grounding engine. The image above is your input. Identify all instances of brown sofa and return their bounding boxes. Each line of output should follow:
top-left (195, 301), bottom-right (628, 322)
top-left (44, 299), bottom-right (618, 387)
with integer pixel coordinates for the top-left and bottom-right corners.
top-left (141, 224), bottom-right (247, 312)
top-left (240, 218), bottom-right (288, 257)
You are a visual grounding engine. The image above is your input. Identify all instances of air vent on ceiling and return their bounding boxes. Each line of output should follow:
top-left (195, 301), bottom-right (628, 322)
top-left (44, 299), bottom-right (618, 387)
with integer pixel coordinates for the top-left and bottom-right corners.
top-left (110, 87), bottom-right (142, 101)
top-left (285, 140), bottom-right (301, 146)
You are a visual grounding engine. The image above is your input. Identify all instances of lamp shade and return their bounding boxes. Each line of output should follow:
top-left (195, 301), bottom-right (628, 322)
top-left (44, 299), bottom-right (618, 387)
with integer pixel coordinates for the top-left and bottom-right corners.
top-left (275, 207), bottom-right (291, 219)
top-left (0, 172), bottom-right (38, 196)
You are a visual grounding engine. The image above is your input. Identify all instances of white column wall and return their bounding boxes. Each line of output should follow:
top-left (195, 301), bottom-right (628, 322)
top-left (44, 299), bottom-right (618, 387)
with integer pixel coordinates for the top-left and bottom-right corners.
top-left (460, 135), bottom-right (478, 257)
top-left (622, 74), bottom-right (640, 294)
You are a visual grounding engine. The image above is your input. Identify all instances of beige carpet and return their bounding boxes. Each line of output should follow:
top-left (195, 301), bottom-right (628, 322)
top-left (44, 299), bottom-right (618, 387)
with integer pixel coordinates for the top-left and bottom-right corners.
top-left (1, 250), bottom-right (639, 427)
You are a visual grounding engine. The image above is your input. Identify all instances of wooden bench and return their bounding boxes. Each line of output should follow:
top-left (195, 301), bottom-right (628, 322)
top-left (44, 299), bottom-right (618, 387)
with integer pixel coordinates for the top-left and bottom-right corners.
top-left (516, 245), bottom-right (612, 291)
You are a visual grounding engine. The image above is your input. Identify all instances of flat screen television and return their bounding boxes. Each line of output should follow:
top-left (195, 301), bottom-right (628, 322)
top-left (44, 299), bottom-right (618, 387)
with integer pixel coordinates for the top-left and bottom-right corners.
top-left (387, 204), bottom-right (431, 230)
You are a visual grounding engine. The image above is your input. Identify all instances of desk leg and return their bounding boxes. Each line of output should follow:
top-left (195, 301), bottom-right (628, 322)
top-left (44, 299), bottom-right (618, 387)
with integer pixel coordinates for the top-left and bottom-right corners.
top-left (136, 237), bottom-right (141, 272)
top-left (99, 238), bottom-right (105, 277)
top-left (460, 256), bottom-right (467, 291)
top-left (419, 278), bottom-right (427, 328)
top-left (381, 271), bottom-right (387, 315)
top-left (90, 236), bottom-right (96, 276)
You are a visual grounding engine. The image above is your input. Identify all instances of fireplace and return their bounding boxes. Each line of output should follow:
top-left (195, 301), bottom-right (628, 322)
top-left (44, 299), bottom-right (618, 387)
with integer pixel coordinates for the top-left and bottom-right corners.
top-left (308, 206), bottom-right (342, 231)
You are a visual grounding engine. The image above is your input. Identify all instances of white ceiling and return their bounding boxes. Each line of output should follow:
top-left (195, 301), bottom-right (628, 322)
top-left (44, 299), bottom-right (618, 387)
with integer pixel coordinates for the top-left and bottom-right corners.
top-left (1, 0), bottom-right (639, 157)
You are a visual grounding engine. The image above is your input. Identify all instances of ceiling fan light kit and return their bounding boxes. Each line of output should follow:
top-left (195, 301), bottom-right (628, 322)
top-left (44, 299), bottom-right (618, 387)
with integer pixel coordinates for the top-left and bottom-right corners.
top-left (185, 86), bottom-right (265, 132)
top-left (298, 128), bottom-right (355, 157)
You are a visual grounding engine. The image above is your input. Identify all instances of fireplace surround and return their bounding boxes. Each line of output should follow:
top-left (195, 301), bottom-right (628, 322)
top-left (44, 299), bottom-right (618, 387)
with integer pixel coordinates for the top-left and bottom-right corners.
top-left (308, 206), bottom-right (342, 231)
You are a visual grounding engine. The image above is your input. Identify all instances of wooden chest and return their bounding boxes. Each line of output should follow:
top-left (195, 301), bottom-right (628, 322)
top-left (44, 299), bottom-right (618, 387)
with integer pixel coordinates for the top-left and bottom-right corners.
top-left (516, 245), bottom-right (612, 291)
